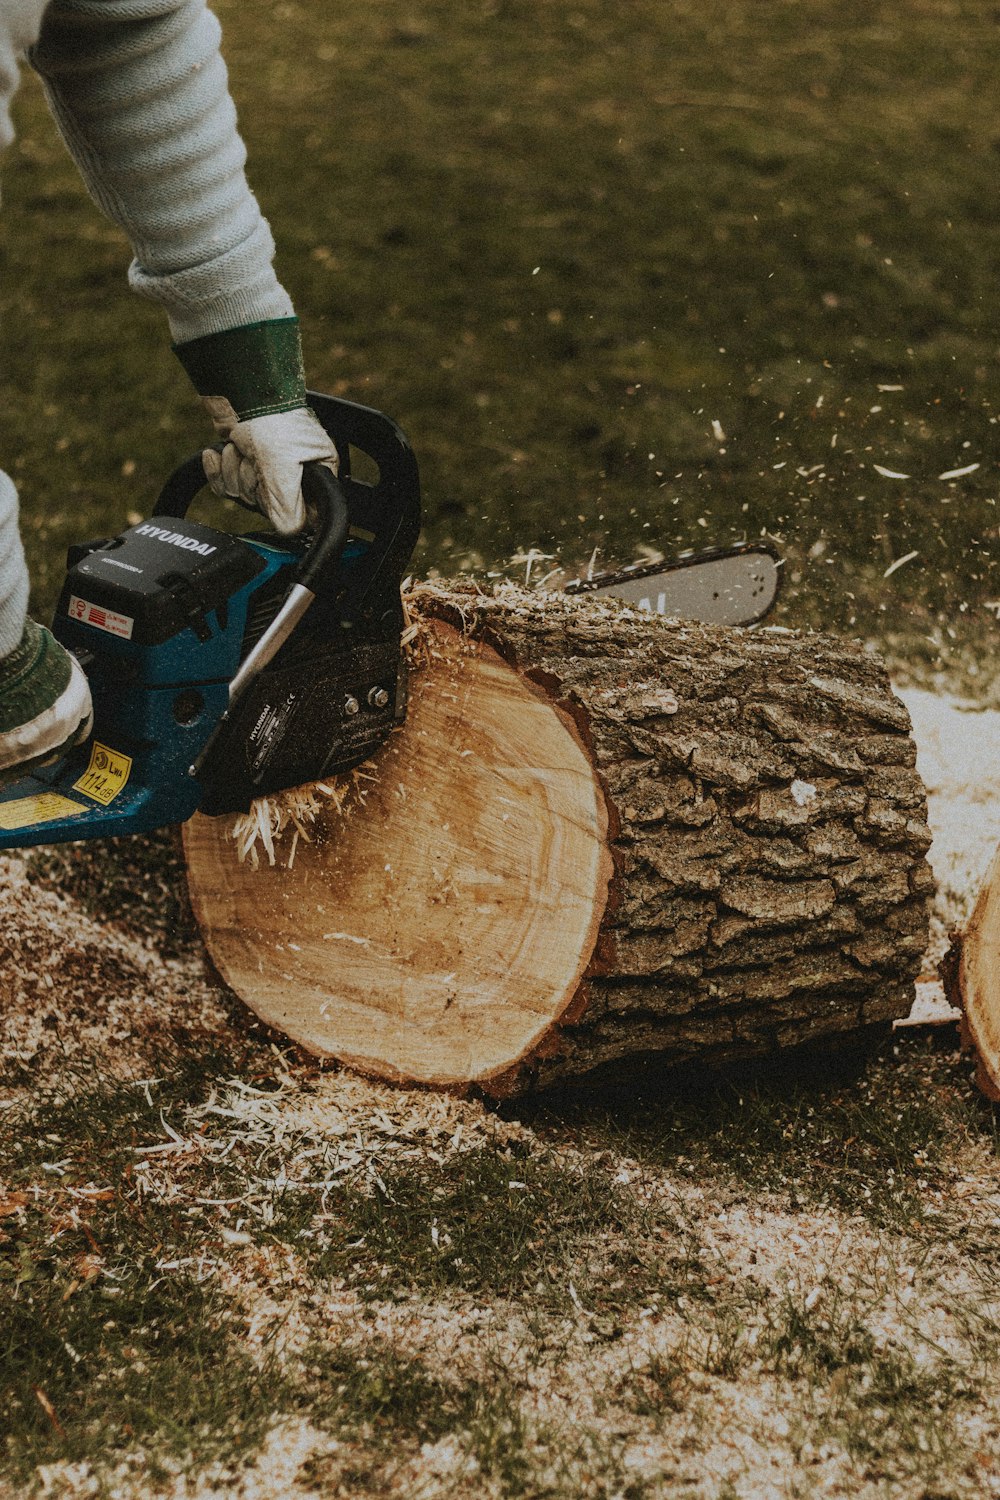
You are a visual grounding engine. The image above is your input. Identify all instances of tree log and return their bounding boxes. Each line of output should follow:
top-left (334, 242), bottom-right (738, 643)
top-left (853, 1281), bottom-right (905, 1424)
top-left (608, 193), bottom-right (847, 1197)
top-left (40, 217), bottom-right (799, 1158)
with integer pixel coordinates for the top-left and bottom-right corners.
top-left (943, 844), bottom-right (1000, 1100)
top-left (183, 584), bottom-right (934, 1096)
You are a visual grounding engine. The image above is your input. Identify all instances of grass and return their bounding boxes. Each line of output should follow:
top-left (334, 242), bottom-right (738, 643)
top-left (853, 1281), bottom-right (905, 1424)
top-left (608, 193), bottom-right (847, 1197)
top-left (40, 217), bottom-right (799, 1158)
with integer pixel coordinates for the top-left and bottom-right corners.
top-left (0, 1057), bottom-right (290, 1484)
top-left (0, 1062), bottom-right (540, 1489)
top-left (301, 1339), bottom-right (483, 1448)
top-left (0, 0), bottom-right (997, 696)
top-left (5, 1039), bottom-right (1000, 1495)
top-left (308, 1146), bottom-right (706, 1315)
top-left (616, 1351), bottom-right (689, 1423)
top-left (2, 1261), bottom-right (281, 1483)
top-left (755, 1284), bottom-right (976, 1483)
top-left (298, 1346), bottom-right (653, 1499)
top-left (540, 1036), bottom-right (1000, 1232)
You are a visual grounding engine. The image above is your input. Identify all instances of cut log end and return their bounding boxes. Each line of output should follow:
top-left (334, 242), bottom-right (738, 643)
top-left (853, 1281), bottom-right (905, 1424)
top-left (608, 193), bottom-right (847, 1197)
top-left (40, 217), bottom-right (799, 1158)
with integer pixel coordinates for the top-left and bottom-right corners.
top-left (943, 844), bottom-right (1000, 1098)
top-left (184, 584), bottom-right (933, 1097)
top-left (184, 619), bottom-right (614, 1089)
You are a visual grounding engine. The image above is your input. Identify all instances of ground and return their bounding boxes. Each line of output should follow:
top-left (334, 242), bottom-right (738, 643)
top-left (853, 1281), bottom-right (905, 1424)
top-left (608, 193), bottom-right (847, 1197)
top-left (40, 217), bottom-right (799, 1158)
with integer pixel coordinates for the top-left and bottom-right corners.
top-left (1, 0), bottom-right (1000, 1493)
top-left (1, 689), bottom-right (999, 1500)
top-left (6, 1043), bottom-right (1000, 1500)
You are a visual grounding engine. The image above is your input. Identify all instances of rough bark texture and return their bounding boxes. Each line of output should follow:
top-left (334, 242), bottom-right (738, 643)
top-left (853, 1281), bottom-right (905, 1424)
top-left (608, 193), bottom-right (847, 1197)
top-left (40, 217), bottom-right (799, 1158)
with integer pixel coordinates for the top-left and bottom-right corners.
top-left (431, 585), bottom-right (933, 1092)
top-left (185, 583), bottom-right (934, 1096)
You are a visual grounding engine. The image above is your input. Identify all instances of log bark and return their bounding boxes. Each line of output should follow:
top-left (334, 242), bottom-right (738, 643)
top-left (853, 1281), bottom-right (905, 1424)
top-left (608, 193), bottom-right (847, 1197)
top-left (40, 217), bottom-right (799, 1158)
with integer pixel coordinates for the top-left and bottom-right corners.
top-left (184, 583), bottom-right (934, 1096)
top-left (942, 843), bottom-right (1000, 1100)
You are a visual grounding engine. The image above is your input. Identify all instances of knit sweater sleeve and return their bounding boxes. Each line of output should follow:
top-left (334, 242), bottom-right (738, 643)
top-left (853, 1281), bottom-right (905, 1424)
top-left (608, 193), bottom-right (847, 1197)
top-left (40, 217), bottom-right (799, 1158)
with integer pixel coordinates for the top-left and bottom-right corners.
top-left (28, 0), bottom-right (294, 344)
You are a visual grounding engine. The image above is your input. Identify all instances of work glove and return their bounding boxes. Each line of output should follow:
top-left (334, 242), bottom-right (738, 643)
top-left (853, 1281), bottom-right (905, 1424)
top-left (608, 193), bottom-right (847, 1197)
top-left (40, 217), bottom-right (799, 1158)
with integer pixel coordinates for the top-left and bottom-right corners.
top-left (173, 316), bottom-right (337, 534)
top-left (201, 404), bottom-right (338, 535)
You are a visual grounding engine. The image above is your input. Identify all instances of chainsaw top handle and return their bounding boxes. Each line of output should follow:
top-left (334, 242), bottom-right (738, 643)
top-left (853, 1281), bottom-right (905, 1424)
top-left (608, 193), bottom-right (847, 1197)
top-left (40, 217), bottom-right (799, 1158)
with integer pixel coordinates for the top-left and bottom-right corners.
top-left (153, 454), bottom-right (349, 597)
top-left (152, 394), bottom-right (421, 615)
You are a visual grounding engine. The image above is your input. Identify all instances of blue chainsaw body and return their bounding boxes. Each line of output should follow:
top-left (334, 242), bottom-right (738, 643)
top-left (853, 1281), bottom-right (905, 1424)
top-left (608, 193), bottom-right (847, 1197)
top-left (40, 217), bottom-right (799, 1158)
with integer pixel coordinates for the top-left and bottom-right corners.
top-left (0, 394), bottom-right (421, 850)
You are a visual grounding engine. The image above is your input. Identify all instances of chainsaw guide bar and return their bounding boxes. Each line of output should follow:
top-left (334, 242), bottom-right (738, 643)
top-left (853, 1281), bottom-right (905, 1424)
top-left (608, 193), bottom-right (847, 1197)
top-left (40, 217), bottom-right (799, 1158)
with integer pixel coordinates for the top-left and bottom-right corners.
top-left (565, 541), bottom-right (782, 626)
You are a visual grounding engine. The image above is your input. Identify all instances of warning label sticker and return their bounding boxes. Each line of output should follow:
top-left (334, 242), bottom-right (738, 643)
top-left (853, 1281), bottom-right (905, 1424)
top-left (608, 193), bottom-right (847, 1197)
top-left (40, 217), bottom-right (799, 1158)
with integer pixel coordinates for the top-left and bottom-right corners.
top-left (73, 743), bottom-right (133, 805)
top-left (0, 792), bottom-right (88, 830)
top-left (67, 595), bottom-right (135, 640)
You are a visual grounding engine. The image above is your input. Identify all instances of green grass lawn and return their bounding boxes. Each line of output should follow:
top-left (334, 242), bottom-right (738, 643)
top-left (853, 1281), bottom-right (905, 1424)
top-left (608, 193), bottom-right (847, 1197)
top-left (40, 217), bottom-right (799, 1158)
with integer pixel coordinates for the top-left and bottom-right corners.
top-left (0, 0), bottom-right (997, 693)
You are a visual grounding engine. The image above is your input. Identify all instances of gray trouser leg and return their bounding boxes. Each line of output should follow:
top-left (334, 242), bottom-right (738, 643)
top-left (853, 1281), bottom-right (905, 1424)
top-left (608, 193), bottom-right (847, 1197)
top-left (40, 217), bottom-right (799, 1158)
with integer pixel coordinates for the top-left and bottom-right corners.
top-left (0, 475), bottom-right (30, 657)
top-left (0, 0), bottom-right (53, 657)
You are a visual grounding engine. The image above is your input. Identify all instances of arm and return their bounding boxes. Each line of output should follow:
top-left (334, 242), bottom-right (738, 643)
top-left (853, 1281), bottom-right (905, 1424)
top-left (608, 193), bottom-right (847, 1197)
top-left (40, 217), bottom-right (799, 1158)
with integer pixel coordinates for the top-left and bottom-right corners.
top-left (30, 0), bottom-right (334, 531)
top-left (30, 0), bottom-right (290, 342)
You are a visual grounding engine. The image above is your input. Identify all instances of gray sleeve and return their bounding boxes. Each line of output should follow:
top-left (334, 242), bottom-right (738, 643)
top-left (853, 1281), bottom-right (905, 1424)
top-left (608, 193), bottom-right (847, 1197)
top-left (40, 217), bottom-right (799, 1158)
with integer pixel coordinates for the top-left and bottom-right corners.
top-left (29, 0), bottom-right (294, 343)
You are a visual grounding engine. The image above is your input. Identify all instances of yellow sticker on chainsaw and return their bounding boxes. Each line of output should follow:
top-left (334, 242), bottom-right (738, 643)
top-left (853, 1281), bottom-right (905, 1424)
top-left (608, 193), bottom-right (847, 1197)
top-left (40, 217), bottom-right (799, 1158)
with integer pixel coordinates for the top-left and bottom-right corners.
top-left (0, 792), bottom-right (88, 830)
top-left (73, 742), bottom-right (133, 806)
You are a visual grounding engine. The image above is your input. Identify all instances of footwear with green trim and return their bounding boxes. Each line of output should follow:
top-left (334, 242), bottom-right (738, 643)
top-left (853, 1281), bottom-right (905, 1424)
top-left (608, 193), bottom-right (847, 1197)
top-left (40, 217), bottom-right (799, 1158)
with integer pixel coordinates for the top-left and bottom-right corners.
top-left (0, 619), bottom-right (93, 781)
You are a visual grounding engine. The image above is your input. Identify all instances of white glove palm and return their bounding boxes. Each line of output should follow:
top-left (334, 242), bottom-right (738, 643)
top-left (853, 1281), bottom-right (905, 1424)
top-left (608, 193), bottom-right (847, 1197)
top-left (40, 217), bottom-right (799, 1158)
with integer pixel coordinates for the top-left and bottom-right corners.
top-left (201, 405), bottom-right (339, 535)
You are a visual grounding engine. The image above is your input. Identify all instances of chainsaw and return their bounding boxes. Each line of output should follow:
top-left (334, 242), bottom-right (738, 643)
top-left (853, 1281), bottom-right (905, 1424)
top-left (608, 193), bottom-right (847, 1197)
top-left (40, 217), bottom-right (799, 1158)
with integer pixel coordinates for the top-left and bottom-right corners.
top-left (0, 392), bottom-right (780, 851)
top-left (0, 392), bottom-right (421, 848)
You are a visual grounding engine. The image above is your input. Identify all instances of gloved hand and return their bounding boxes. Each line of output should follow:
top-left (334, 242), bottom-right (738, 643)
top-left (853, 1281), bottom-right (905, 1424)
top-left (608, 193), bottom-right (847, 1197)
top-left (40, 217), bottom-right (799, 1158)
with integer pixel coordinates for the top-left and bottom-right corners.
top-left (173, 317), bottom-right (337, 535)
top-left (201, 403), bottom-right (338, 535)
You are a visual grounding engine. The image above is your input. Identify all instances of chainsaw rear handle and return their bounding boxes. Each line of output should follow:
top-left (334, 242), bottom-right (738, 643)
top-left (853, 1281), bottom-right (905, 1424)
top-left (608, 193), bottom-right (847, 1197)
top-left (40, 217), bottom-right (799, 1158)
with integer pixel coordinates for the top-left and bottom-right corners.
top-left (153, 453), bottom-right (349, 597)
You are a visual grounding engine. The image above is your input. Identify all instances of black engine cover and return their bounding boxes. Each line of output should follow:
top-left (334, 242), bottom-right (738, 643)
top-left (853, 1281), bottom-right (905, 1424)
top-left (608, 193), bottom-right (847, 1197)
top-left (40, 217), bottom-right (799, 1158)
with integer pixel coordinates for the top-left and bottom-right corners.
top-left (196, 630), bottom-right (406, 816)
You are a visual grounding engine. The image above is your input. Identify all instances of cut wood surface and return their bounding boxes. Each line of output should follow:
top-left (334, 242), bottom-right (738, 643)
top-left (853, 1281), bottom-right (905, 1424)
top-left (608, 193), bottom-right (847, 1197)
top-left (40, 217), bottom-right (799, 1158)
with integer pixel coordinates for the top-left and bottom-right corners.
top-left (944, 844), bottom-right (1000, 1100)
top-left (184, 584), bottom-right (934, 1096)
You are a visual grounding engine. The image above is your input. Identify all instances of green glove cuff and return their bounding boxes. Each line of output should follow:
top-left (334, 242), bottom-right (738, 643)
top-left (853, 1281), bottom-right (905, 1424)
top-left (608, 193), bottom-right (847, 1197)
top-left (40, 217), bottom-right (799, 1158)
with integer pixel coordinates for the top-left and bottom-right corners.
top-left (173, 317), bottom-right (307, 420)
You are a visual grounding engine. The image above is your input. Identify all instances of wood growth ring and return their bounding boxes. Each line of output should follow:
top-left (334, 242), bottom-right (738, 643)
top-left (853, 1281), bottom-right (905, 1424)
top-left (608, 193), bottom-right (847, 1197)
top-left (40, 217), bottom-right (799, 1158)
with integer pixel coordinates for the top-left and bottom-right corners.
top-left (183, 620), bottom-right (613, 1086)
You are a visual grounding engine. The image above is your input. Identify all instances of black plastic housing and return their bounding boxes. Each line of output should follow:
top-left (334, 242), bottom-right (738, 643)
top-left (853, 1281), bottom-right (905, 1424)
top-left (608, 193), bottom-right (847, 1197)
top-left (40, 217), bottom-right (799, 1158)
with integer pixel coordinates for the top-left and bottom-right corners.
top-left (59, 520), bottom-right (264, 646)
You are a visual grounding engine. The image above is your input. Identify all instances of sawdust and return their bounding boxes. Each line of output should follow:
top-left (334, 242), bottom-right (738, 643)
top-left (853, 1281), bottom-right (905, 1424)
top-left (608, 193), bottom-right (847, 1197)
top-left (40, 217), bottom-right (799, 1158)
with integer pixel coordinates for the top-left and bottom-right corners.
top-left (187, 1067), bottom-right (531, 1164)
top-left (29, 1420), bottom-right (339, 1500)
top-left (295, 1180), bottom-right (1000, 1500)
top-left (127, 1067), bottom-right (533, 1235)
top-left (226, 773), bottom-right (372, 870)
top-left (11, 1045), bottom-right (1000, 1498)
top-left (0, 855), bottom-right (233, 1097)
top-left (145, 1149), bottom-right (1000, 1500)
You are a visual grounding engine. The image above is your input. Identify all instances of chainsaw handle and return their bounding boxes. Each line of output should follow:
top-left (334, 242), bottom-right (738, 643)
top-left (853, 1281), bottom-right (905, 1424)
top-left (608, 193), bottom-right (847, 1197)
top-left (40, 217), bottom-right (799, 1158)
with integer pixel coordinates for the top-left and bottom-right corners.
top-left (153, 392), bottom-right (420, 619)
top-left (296, 464), bottom-right (349, 595)
top-left (153, 453), bottom-right (349, 596)
top-left (152, 450), bottom-right (223, 519)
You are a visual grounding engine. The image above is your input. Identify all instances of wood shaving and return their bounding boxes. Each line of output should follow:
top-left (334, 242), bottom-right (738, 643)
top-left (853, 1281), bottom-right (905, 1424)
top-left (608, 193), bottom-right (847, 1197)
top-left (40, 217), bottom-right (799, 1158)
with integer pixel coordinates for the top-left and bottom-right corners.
top-left (228, 777), bottom-right (363, 870)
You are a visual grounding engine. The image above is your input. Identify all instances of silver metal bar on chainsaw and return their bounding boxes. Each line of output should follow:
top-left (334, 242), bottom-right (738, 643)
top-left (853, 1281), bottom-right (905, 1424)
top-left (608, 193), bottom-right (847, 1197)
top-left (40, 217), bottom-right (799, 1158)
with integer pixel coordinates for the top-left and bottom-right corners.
top-left (188, 582), bottom-right (316, 778)
top-left (588, 550), bottom-right (780, 626)
top-left (565, 544), bottom-right (782, 627)
top-left (228, 582), bottom-right (315, 702)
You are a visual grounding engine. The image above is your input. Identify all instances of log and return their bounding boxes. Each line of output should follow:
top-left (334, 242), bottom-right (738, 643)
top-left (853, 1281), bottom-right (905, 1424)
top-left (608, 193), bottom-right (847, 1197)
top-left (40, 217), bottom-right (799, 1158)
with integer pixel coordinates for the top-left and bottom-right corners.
top-left (183, 583), bottom-right (934, 1096)
top-left (942, 843), bottom-right (1000, 1100)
